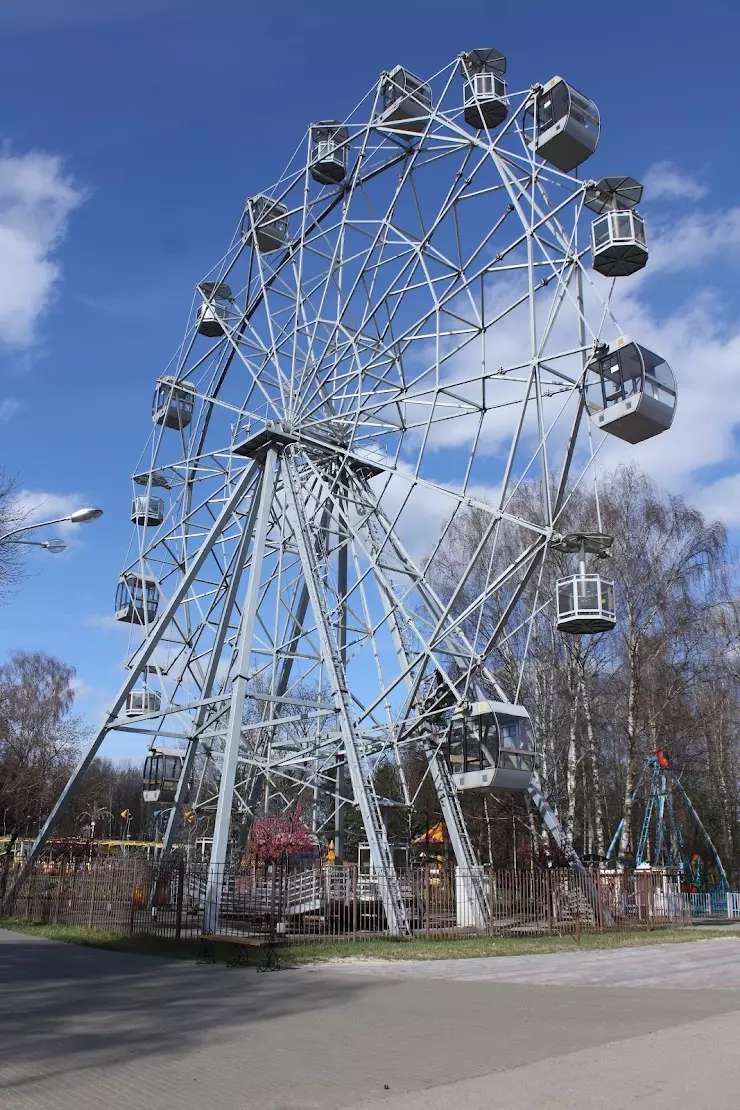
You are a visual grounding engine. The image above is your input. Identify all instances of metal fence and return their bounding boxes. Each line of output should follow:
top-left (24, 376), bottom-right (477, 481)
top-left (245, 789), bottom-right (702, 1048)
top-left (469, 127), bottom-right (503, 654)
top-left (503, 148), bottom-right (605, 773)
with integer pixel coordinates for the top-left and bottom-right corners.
top-left (4, 858), bottom-right (154, 933)
top-left (688, 891), bottom-right (740, 919)
top-left (3, 858), bottom-right (693, 942)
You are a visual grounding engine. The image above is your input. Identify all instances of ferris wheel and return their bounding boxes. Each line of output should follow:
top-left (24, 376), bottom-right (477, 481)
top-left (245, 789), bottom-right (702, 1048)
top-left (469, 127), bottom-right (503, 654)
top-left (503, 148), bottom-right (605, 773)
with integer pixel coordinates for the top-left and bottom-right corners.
top-left (26, 49), bottom-right (676, 934)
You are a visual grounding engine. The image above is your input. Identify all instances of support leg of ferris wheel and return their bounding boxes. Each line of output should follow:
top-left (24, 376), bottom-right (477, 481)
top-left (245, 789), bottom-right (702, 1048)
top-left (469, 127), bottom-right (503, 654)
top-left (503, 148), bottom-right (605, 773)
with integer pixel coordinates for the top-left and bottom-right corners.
top-left (231, 493), bottom-right (341, 856)
top-left (527, 773), bottom-right (614, 927)
top-left (351, 491), bottom-right (490, 925)
top-left (232, 578), bottom-right (312, 856)
top-left (204, 450), bottom-right (276, 932)
top-left (284, 453), bottom-right (410, 936)
top-left (162, 479), bottom-right (263, 854)
top-left (1, 459), bottom-right (262, 912)
top-left (353, 453), bottom-right (598, 920)
top-left (333, 488), bottom-right (349, 865)
top-left (374, 550), bottom-right (490, 905)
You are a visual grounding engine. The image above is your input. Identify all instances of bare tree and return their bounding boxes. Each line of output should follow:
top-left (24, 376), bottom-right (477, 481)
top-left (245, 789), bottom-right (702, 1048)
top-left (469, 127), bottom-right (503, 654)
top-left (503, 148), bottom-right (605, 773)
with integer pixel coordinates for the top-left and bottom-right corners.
top-left (428, 463), bottom-right (740, 878)
top-left (0, 469), bottom-right (24, 601)
top-left (0, 651), bottom-right (85, 893)
top-left (598, 467), bottom-right (727, 858)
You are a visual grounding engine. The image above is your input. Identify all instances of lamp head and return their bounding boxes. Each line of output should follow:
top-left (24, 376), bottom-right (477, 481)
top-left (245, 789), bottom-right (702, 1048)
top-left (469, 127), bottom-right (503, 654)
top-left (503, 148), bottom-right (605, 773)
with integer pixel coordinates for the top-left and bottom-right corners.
top-left (42, 539), bottom-right (67, 554)
top-left (69, 507), bottom-right (103, 523)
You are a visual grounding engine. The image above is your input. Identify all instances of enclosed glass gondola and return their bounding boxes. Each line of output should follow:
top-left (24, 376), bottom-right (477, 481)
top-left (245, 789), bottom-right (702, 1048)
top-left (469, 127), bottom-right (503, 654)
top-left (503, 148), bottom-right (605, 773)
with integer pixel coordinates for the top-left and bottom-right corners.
top-left (142, 748), bottom-right (184, 805)
top-left (131, 495), bottom-right (164, 527)
top-left (310, 121), bottom-right (349, 185)
top-left (461, 48), bottom-right (507, 131)
top-left (552, 532), bottom-right (616, 635)
top-left (115, 572), bottom-right (159, 625)
top-left (152, 377), bottom-right (195, 430)
top-left (125, 689), bottom-right (162, 717)
top-left (528, 76), bottom-right (599, 172)
top-left (586, 336), bottom-right (677, 444)
top-left (376, 65), bottom-right (432, 135)
top-left (591, 211), bottom-right (647, 277)
top-left (241, 194), bottom-right (289, 253)
top-left (447, 700), bottom-right (535, 791)
top-left (196, 281), bottom-right (232, 336)
top-left (556, 575), bottom-right (616, 633)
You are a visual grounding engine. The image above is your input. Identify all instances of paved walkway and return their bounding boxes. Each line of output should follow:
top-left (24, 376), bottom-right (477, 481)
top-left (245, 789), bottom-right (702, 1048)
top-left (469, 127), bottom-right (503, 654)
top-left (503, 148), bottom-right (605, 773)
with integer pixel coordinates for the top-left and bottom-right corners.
top-left (306, 936), bottom-right (740, 989)
top-left (1, 929), bottom-right (739, 1109)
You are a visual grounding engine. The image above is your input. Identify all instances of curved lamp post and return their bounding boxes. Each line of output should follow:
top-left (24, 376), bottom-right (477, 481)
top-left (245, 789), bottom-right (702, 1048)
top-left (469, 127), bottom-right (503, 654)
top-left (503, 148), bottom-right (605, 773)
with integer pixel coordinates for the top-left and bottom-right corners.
top-left (0, 506), bottom-right (103, 553)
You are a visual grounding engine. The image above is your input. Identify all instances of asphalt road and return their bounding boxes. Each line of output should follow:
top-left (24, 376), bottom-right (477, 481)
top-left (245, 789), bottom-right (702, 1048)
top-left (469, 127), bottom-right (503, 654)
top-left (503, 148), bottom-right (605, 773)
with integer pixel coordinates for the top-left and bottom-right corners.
top-left (1, 929), bottom-right (739, 1109)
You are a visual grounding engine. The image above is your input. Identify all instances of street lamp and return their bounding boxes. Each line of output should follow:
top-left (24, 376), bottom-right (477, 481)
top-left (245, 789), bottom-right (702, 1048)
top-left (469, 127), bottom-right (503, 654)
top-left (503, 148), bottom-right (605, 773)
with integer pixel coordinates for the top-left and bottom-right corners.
top-left (0, 506), bottom-right (104, 546)
top-left (10, 537), bottom-right (67, 555)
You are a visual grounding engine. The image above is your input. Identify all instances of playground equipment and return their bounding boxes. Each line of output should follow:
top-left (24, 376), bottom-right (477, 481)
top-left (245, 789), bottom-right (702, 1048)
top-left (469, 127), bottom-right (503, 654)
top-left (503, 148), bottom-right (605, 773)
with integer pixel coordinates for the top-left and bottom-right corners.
top-left (606, 750), bottom-right (729, 892)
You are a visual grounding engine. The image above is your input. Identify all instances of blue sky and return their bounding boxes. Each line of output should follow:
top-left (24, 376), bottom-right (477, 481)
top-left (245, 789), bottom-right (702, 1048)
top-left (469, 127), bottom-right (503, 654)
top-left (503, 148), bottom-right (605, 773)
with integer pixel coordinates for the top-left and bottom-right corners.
top-left (1, 0), bottom-right (738, 758)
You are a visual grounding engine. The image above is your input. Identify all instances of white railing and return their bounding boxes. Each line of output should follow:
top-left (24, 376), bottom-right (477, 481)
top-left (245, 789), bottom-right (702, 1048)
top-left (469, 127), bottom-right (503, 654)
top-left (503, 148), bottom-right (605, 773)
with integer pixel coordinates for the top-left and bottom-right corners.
top-left (688, 891), bottom-right (740, 918)
top-left (689, 893), bottom-right (713, 917)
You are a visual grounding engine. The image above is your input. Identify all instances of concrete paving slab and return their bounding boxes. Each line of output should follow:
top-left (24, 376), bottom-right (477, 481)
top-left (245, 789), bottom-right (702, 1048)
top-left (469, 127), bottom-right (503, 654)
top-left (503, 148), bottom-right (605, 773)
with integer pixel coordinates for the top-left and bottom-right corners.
top-left (1, 929), bottom-right (739, 1110)
top-left (348, 1010), bottom-right (740, 1109)
top-left (304, 935), bottom-right (740, 989)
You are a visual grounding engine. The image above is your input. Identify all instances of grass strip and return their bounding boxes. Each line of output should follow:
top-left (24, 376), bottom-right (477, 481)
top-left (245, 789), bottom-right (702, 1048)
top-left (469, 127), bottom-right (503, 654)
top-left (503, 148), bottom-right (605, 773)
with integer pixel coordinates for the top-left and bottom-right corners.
top-left (2, 917), bottom-right (737, 966)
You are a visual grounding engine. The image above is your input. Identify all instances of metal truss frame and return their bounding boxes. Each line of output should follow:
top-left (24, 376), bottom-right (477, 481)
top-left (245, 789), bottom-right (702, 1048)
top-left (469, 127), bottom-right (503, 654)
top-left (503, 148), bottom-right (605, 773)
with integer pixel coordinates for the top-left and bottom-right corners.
top-left (8, 55), bottom-right (632, 931)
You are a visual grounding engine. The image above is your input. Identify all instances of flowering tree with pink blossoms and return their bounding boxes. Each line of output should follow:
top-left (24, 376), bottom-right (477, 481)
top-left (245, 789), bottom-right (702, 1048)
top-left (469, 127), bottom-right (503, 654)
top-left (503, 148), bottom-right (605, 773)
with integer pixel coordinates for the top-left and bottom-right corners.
top-left (248, 803), bottom-right (316, 865)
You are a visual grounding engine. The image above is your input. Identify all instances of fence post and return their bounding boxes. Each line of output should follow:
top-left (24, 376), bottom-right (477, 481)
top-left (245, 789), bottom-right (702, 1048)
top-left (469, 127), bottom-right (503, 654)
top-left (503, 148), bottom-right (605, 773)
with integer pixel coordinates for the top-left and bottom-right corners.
top-left (424, 865), bottom-right (430, 940)
top-left (108, 864), bottom-right (115, 927)
top-left (129, 865), bottom-right (139, 937)
top-left (175, 858), bottom-right (185, 942)
top-left (595, 868), bottom-right (604, 933)
top-left (488, 868), bottom-right (495, 937)
top-left (269, 863), bottom-right (277, 944)
top-left (88, 865), bottom-right (98, 929)
top-left (351, 865), bottom-right (357, 942)
top-left (53, 865), bottom-right (63, 926)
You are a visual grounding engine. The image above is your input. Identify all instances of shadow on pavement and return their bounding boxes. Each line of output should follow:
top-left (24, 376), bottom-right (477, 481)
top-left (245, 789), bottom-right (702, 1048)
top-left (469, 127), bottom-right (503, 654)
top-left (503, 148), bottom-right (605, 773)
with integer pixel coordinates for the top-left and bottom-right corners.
top-left (0, 930), bottom-right (374, 1096)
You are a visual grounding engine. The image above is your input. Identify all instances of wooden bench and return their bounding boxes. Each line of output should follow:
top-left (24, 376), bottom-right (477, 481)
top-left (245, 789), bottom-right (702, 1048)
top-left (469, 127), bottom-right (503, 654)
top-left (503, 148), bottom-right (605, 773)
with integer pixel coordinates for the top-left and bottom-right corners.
top-left (197, 932), bottom-right (282, 971)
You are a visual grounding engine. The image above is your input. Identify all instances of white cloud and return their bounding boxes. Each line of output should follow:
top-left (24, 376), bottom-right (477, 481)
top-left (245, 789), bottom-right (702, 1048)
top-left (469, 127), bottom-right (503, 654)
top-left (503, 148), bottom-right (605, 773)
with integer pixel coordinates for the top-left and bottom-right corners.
top-left (70, 677), bottom-right (109, 702)
top-left (11, 489), bottom-right (92, 538)
top-left (84, 614), bottom-right (126, 632)
top-left (643, 161), bottom-right (708, 202)
top-left (640, 208), bottom-right (740, 275)
top-left (690, 473), bottom-right (740, 528)
top-left (0, 397), bottom-right (21, 420)
top-left (0, 151), bottom-right (84, 347)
